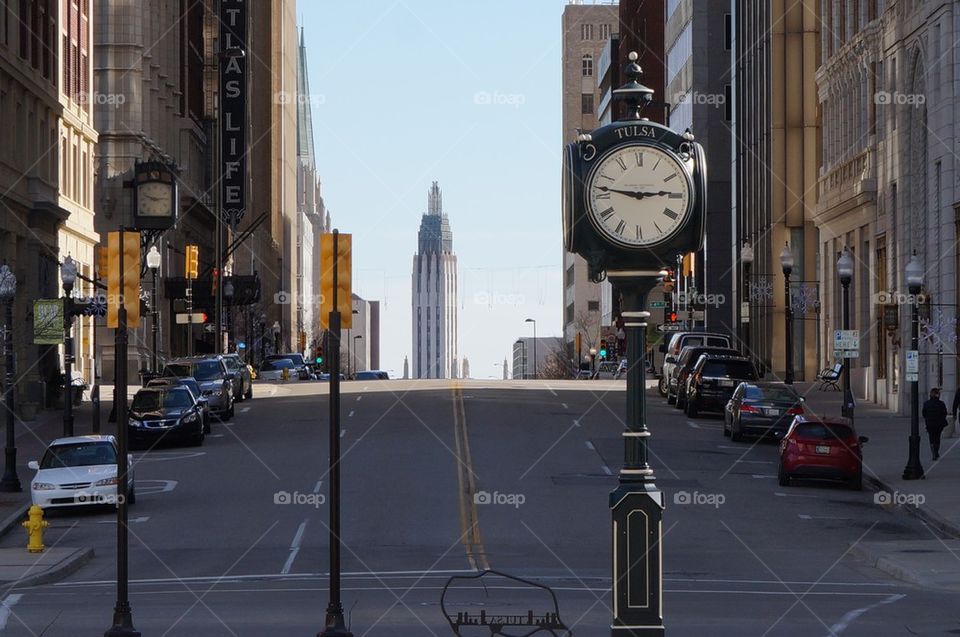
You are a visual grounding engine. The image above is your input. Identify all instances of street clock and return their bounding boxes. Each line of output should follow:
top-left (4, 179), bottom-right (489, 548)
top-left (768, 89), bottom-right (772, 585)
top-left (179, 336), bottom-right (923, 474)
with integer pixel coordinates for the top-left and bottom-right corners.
top-left (563, 58), bottom-right (706, 281)
top-left (133, 161), bottom-right (178, 230)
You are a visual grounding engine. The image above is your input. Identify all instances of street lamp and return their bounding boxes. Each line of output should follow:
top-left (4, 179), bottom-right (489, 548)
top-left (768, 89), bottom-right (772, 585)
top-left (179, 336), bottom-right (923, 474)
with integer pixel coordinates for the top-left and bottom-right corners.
top-left (903, 252), bottom-right (925, 481)
top-left (352, 335), bottom-right (363, 377)
top-left (0, 265), bottom-right (20, 492)
top-left (60, 256), bottom-right (78, 437)
top-left (779, 243), bottom-right (795, 384)
top-left (223, 279), bottom-right (235, 353)
top-left (272, 321), bottom-right (281, 353)
top-left (837, 248), bottom-right (855, 426)
top-left (741, 242), bottom-right (754, 363)
top-left (525, 318), bottom-right (537, 379)
top-left (146, 246), bottom-right (161, 373)
top-left (589, 347), bottom-right (597, 377)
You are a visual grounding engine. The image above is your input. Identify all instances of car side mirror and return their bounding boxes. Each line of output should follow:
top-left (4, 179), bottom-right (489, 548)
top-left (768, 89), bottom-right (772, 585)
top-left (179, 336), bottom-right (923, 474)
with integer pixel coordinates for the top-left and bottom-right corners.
top-left (665, 355), bottom-right (676, 364)
top-left (27, 460), bottom-right (39, 471)
top-left (858, 435), bottom-right (869, 444)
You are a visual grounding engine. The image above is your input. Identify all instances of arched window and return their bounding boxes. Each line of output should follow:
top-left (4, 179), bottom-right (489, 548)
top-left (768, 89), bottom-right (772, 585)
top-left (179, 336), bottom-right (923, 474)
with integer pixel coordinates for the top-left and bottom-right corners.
top-left (582, 54), bottom-right (593, 77)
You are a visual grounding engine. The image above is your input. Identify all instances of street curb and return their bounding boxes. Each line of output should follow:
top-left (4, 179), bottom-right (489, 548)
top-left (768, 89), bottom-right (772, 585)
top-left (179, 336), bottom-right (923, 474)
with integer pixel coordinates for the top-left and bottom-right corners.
top-left (847, 542), bottom-right (932, 589)
top-left (864, 474), bottom-right (960, 539)
top-left (5, 547), bottom-right (94, 589)
top-left (0, 503), bottom-right (31, 542)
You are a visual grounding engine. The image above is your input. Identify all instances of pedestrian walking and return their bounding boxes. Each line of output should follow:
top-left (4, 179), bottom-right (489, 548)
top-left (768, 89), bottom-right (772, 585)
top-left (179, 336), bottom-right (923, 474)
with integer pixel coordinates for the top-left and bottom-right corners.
top-left (922, 387), bottom-right (948, 461)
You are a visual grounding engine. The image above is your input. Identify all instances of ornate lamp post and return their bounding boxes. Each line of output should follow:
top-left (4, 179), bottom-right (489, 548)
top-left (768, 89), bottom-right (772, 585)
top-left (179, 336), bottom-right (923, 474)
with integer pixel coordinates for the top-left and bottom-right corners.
top-left (740, 242), bottom-right (754, 363)
top-left (837, 248), bottom-right (855, 425)
top-left (0, 266), bottom-right (20, 492)
top-left (146, 246), bottom-right (161, 373)
top-left (223, 279), bottom-right (235, 353)
top-left (60, 256), bottom-right (78, 437)
top-left (525, 318), bottom-right (537, 379)
top-left (903, 253), bottom-right (925, 480)
top-left (779, 243), bottom-right (795, 384)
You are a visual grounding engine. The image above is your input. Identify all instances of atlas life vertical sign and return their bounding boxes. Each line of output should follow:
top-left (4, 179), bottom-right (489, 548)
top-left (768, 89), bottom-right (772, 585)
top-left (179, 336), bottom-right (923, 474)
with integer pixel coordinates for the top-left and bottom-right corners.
top-left (220, 0), bottom-right (247, 225)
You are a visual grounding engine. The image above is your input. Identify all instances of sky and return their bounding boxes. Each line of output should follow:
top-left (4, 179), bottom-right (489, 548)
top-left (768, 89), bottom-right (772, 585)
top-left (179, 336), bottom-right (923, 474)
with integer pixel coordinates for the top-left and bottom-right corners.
top-left (300, 0), bottom-right (569, 379)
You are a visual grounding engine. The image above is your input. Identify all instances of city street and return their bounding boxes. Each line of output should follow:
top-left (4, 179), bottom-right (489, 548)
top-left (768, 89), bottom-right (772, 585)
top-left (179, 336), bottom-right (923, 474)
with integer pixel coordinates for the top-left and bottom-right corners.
top-left (0, 380), bottom-right (953, 636)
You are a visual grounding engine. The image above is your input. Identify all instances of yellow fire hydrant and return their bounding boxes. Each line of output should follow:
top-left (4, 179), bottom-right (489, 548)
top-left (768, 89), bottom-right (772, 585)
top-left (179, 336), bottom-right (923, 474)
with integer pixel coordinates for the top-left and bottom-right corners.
top-left (22, 505), bottom-right (47, 553)
top-left (281, 367), bottom-right (290, 382)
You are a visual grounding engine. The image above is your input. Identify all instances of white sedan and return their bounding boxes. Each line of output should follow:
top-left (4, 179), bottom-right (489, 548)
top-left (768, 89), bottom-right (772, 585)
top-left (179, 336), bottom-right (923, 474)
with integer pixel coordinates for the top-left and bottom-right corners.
top-left (29, 435), bottom-right (135, 508)
top-left (257, 358), bottom-right (296, 381)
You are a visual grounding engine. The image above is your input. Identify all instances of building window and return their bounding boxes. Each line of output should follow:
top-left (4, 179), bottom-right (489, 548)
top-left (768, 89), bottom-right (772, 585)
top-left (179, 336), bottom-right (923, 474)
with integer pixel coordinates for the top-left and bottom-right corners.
top-left (18, 0), bottom-right (28, 59)
top-left (600, 23), bottom-right (611, 40)
top-left (582, 54), bottom-right (593, 77)
top-left (588, 300), bottom-right (600, 312)
top-left (724, 13), bottom-right (732, 50)
top-left (565, 264), bottom-right (575, 287)
top-left (581, 23), bottom-right (593, 40)
top-left (565, 303), bottom-right (575, 325)
top-left (581, 93), bottom-right (594, 115)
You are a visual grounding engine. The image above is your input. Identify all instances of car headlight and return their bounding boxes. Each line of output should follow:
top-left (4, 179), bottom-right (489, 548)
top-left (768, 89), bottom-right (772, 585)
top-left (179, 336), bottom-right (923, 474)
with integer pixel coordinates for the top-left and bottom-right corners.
top-left (202, 389), bottom-right (214, 396)
top-left (32, 482), bottom-right (56, 490)
top-left (181, 413), bottom-right (198, 424)
top-left (95, 477), bottom-right (119, 487)
top-left (128, 418), bottom-right (144, 428)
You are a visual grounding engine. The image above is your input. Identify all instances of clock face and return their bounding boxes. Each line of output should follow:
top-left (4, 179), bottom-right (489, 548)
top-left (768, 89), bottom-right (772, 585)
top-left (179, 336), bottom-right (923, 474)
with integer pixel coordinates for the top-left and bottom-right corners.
top-left (137, 181), bottom-right (173, 217)
top-left (586, 144), bottom-right (692, 248)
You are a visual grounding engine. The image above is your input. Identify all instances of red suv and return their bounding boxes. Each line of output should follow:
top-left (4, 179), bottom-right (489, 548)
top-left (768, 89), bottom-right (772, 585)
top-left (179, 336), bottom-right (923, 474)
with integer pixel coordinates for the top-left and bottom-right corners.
top-left (778, 416), bottom-right (868, 490)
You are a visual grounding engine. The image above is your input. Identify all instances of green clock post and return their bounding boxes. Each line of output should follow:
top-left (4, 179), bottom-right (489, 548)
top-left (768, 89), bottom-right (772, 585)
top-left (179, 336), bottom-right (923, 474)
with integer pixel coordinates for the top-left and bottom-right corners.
top-left (562, 53), bottom-right (707, 636)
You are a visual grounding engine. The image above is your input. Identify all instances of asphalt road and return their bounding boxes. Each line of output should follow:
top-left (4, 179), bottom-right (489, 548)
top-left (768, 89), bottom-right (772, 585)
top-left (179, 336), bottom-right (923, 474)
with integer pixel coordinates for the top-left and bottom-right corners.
top-left (0, 379), bottom-right (956, 636)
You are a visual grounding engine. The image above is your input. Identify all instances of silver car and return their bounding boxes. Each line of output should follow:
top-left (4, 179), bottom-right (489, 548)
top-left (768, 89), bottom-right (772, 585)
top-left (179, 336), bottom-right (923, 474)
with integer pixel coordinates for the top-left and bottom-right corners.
top-left (162, 358), bottom-right (234, 420)
top-left (214, 353), bottom-right (253, 401)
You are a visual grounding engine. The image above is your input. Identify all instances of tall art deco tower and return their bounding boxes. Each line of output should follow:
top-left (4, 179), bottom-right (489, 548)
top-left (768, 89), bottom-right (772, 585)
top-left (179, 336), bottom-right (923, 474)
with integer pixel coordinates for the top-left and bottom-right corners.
top-left (412, 182), bottom-right (459, 379)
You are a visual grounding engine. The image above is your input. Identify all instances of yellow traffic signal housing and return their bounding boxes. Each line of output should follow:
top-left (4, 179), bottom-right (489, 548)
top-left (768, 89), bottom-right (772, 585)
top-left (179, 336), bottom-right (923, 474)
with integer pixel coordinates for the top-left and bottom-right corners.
top-left (185, 245), bottom-right (199, 280)
top-left (107, 231), bottom-right (141, 328)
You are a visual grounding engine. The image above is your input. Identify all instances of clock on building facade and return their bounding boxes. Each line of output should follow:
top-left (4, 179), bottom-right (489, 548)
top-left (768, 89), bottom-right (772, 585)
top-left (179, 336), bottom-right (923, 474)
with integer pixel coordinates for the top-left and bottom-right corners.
top-left (133, 161), bottom-right (178, 230)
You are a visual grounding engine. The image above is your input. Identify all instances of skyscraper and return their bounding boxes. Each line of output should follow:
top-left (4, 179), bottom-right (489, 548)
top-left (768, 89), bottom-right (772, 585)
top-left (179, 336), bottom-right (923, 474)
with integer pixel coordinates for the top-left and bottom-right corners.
top-left (412, 182), bottom-right (459, 379)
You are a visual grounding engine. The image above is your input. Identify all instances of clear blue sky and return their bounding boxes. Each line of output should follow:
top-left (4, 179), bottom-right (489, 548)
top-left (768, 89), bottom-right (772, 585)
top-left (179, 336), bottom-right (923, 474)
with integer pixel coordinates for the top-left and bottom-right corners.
top-left (300, 0), bottom-right (568, 379)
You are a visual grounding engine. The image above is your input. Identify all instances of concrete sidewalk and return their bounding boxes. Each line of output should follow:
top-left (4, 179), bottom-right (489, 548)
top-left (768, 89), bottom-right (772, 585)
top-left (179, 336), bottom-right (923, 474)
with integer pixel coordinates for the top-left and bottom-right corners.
top-left (797, 381), bottom-right (960, 590)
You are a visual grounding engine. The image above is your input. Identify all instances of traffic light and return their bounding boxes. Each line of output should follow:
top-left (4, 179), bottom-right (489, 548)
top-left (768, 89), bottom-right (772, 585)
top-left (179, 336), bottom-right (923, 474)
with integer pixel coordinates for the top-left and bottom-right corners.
top-left (185, 245), bottom-right (199, 280)
top-left (662, 269), bottom-right (675, 293)
top-left (106, 230), bottom-right (141, 329)
top-left (599, 339), bottom-right (607, 360)
top-left (669, 311), bottom-right (678, 323)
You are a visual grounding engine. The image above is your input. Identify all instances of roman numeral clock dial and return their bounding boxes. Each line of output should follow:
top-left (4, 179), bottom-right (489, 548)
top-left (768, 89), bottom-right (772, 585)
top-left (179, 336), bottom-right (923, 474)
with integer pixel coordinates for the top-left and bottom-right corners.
top-left (586, 145), bottom-right (692, 248)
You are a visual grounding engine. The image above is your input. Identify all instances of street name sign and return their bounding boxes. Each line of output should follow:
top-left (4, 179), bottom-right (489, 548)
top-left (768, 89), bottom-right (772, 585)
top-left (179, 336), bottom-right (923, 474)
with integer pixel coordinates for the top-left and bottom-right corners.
top-left (657, 323), bottom-right (682, 333)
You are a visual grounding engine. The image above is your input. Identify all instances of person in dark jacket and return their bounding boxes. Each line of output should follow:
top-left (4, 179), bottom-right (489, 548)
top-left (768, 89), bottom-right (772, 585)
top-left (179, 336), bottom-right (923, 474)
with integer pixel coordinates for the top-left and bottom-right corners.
top-left (922, 387), bottom-right (948, 460)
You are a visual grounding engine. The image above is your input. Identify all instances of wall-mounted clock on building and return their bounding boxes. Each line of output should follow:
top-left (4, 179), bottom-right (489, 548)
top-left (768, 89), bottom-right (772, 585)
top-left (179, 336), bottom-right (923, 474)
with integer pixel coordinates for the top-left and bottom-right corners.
top-left (133, 161), bottom-right (178, 230)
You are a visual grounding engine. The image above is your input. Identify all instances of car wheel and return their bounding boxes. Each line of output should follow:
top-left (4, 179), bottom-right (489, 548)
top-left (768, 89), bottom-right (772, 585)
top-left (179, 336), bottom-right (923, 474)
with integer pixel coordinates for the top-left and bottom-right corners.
top-left (731, 418), bottom-right (744, 442)
top-left (667, 391), bottom-right (676, 405)
top-left (658, 377), bottom-right (668, 397)
top-left (849, 470), bottom-right (862, 491)
top-left (778, 464), bottom-right (790, 487)
top-left (676, 393), bottom-right (686, 410)
top-left (686, 399), bottom-right (698, 418)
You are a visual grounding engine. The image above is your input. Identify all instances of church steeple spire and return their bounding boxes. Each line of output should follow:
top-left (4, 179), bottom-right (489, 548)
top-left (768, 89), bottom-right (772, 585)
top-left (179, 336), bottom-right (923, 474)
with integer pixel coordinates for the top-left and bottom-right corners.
top-left (428, 181), bottom-right (442, 216)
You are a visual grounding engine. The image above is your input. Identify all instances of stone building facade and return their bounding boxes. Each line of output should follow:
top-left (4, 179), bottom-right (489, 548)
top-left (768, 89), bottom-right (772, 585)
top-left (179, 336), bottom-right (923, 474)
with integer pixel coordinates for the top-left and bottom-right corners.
top-left (815, 0), bottom-right (959, 412)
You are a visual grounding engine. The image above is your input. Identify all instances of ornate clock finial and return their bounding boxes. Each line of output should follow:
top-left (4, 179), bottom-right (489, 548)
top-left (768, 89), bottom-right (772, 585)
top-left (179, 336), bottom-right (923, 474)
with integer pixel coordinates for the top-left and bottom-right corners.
top-left (613, 51), bottom-right (654, 121)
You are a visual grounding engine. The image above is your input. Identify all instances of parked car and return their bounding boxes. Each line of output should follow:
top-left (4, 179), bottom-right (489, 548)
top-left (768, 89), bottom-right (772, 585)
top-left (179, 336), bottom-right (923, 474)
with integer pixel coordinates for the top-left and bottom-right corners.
top-left (258, 358), bottom-right (296, 381)
top-left (723, 382), bottom-right (806, 442)
top-left (593, 360), bottom-right (623, 380)
top-left (147, 376), bottom-right (211, 433)
top-left (265, 353), bottom-right (312, 380)
top-left (162, 357), bottom-right (234, 420)
top-left (778, 415), bottom-right (867, 490)
top-left (128, 386), bottom-right (205, 448)
top-left (659, 332), bottom-right (733, 397)
top-left (355, 370), bottom-right (387, 381)
top-left (684, 354), bottom-right (758, 417)
top-left (670, 345), bottom-right (741, 408)
top-left (28, 435), bottom-right (135, 508)
top-left (220, 353), bottom-right (253, 401)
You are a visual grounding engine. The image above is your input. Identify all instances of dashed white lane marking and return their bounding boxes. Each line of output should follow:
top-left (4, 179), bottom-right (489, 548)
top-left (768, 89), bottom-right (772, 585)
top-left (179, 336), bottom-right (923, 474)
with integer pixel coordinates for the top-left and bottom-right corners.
top-left (281, 520), bottom-right (308, 575)
top-left (0, 594), bottom-right (23, 630)
top-left (241, 407), bottom-right (250, 413)
top-left (585, 441), bottom-right (595, 451)
top-left (573, 419), bottom-right (581, 427)
top-left (718, 445), bottom-right (745, 450)
top-left (775, 492), bottom-right (820, 499)
top-left (827, 593), bottom-right (905, 635)
top-left (313, 480), bottom-right (323, 495)
top-left (208, 434), bottom-right (225, 439)
top-left (348, 410), bottom-right (354, 417)
top-left (340, 429), bottom-right (346, 438)
top-left (751, 474), bottom-right (776, 479)
top-left (602, 465), bottom-right (613, 476)
top-left (735, 460), bottom-right (774, 464)
top-left (356, 395), bottom-right (362, 402)
top-left (97, 517), bottom-right (149, 524)
top-left (799, 514), bottom-right (853, 521)
top-left (561, 403), bottom-right (568, 409)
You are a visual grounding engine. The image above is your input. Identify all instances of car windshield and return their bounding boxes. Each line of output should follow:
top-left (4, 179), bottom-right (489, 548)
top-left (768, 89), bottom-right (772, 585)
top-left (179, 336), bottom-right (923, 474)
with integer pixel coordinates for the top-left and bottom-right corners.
top-left (283, 354), bottom-right (305, 366)
top-left (131, 390), bottom-right (193, 412)
top-left (745, 386), bottom-right (799, 402)
top-left (40, 442), bottom-right (116, 469)
top-left (795, 422), bottom-right (853, 440)
top-left (222, 357), bottom-right (240, 371)
top-left (164, 364), bottom-right (192, 378)
top-left (262, 359), bottom-right (293, 371)
top-left (701, 361), bottom-right (755, 379)
top-left (193, 361), bottom-right (223, 381)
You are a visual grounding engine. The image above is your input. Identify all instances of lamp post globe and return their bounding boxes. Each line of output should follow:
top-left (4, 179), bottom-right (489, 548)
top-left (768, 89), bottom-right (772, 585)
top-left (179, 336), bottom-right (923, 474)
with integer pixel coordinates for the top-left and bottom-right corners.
top-left (741, 242), bottom-right (754, 267)
top-left (779, 243), bottom-right (794, 275)
top-left (837, 248), bottom-right (853, 285)
top-left (146, 246), bottom-right (161, 271)
top-left (905, 253), bottom-right (924, 294)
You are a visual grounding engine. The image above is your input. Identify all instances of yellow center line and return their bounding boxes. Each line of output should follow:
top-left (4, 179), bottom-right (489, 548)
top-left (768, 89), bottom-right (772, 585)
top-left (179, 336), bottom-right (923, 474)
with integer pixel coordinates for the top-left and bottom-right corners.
top-left (451, 380), bottom-right (490, 571)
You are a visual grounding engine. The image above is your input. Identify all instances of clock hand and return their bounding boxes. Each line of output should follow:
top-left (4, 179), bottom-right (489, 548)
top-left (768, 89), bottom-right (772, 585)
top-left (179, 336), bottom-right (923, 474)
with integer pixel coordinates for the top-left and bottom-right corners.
top-left (597, 186), bottom-right (652, 199)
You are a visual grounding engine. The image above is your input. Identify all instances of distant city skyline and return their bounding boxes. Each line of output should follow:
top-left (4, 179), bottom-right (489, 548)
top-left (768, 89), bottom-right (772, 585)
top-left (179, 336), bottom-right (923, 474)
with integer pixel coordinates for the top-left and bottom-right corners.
top-left (301, 1), bottom-right (566, 379)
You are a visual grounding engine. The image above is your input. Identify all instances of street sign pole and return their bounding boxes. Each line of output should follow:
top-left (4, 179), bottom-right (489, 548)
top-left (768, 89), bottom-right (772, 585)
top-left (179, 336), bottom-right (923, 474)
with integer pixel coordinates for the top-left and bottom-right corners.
top-left (321, 230), bottom-right (353, 637)
top-left (609, 273), bottom-right (664, 636)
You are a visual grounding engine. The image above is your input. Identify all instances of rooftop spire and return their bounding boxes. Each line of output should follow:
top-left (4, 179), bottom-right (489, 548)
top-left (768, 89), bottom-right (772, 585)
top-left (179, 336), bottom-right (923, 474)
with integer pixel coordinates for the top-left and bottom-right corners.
top-left (428, 181), bottom-right (442, 216)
